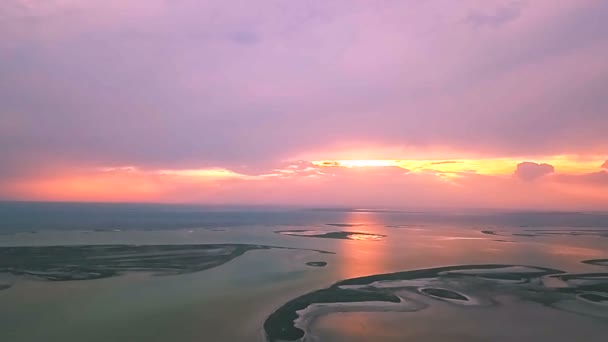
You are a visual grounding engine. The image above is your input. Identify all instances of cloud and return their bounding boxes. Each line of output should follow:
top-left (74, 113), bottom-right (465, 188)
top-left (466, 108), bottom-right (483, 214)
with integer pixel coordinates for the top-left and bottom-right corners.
top-left (1, 0), bottom-right (608, 209)
top-left (553, 171), bottom-right (608, 187)
top-left (514, 162), bottom-right (555, 181)
top-left (6, 161), bottom-right (607, 210)
top-left (1, 0), bottom-right (608, 177)
top-left (466, 2), bottom-right (523, 28)
top-left (229, 31), bottom-right (260, 45)
top-left (580, 171), bottom-right (608, 185)
top-left (602, 160), bottom-right (608, 169)
top-left (429, 161), bottom-right (461, 165)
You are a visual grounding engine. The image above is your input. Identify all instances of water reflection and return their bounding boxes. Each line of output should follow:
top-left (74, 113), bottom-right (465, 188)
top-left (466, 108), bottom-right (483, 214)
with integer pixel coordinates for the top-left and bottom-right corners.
top-left (337, 211), bottom-right (389, 279)
top-left (345, 233), bottom-right (384, 241)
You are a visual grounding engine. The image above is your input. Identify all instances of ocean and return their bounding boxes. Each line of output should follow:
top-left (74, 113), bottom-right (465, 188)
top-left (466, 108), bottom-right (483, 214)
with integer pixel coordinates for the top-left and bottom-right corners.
top-left (1, 202), bottom-right (607, 341)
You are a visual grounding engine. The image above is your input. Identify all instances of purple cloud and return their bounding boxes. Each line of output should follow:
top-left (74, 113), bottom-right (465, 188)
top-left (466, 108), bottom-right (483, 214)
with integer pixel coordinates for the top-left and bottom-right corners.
top-left (466, 2), bottom-right (523, 28)
top-left (0, 0), bottom-right (608, 186)
top-left (514, 162), bottom-right (555, 181)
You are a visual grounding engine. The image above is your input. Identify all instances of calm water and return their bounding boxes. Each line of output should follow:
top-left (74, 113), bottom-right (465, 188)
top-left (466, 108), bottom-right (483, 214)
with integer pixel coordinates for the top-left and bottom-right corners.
top-left (0, 202), bottom-right (607, 341)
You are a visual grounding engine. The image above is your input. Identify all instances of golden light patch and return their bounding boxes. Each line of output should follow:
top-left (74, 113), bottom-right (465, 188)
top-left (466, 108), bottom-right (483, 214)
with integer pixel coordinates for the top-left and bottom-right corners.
top-left (157, 168), bottom-right (245, 179)
top-left (311, 155), bottom-right (606, 176)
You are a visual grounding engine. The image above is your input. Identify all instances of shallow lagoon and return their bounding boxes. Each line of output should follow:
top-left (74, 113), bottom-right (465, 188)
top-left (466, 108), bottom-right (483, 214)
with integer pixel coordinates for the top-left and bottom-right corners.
top-left (0, 207), bottom-right (607, 341)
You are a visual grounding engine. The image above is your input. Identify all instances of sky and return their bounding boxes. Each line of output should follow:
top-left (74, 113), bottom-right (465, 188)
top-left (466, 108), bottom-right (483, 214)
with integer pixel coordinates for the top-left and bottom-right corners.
top-left (1, 0), bottom-right (607, 209)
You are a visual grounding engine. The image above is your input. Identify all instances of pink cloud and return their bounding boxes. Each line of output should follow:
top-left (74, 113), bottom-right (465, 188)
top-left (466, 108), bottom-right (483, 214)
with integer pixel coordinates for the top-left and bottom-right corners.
top-left (553, 171), bottom-right (608, 187)
top-left (602, 160), bottom-right (608, 169)
top-left (514, 162), bottom-right (555, 181)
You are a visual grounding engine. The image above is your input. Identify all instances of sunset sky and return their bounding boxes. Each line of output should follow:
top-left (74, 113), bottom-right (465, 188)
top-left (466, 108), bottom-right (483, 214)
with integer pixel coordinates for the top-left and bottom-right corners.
top-left (1, 0), bottom-right (607, 209)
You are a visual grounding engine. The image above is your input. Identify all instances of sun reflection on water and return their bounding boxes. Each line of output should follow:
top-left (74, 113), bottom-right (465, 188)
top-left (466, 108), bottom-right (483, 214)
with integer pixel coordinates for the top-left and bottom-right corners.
top-left (337, 211), bottom-right (390, 279)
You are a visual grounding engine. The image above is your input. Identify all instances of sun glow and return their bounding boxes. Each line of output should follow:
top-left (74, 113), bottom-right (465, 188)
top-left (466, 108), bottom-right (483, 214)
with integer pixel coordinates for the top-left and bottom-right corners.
top-left (311, 155), bottom-right (606, 176)
top-left (157, 168), bottom-right (246, 179)
top-left (316, 160), bottom-right (401, 168)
